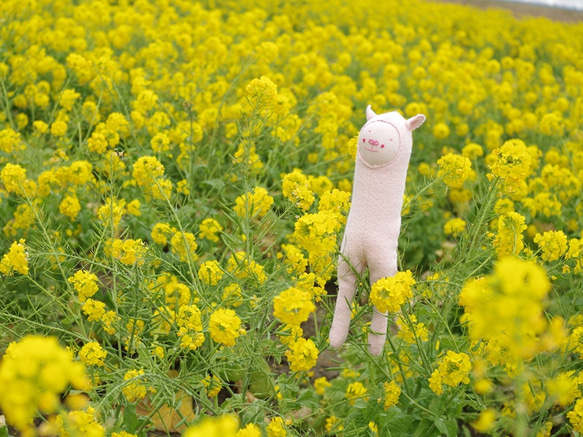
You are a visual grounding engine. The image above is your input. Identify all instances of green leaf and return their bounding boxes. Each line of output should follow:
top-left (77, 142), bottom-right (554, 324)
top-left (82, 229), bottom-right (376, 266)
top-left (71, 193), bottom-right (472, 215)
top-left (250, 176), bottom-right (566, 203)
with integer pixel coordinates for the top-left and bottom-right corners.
top-left (434, 417), bottom-right (458, 437)
top-left (123, 404), bottom-right (139, 433)
top-left (353, 398), bottom-right (368, 409)
top-left (0, 424), bottom-right (8, 437)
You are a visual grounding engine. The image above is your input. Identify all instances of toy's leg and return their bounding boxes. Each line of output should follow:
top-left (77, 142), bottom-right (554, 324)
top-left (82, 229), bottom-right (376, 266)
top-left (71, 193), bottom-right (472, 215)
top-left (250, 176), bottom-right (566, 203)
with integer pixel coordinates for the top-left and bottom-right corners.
top-left (367, 249), bottom-right (398, 356)
top-left (329, 251), bottom-right (364, 349)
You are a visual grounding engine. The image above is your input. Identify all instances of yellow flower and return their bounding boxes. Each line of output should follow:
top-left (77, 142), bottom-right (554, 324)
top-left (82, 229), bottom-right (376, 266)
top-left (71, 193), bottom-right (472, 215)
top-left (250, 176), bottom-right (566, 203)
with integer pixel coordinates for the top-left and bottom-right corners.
top-left (68, 270), bottom-right (99, 302)
top-left (383, 381), bottom-right (401, 409)
top-left (491, 211), bottom-right (527, 258)
top-left (0, 239), bottom-right (29, 276)
top-left (273, 287), bottom-right (315, 326)
top-left (0, 335), bottom-right (89, 432)
top-left (59, 194), bottom-right (82, 220)
top-left (284, 338), bottom-right (319, 372)
top-left (568, 398), bottom-right (583, 433)
top-left (151, 222), bottom-right (175, 245)
top-left (82, 298), bottom-right (106, 322)
top-left (209, 308), bottom-right (242, 347)
top-left (266, 416), bottom-right (286, 437)
top-left (202, 375), bottom-right (223, 398)
top-left (314, 376), bottom-right (332, 395)
top-left (56, 406), bottom-right (105, 437)
top-left (237, 423), bottom-right (261, 437)
top-left (1, 163), bottom-right (27, 195)
top-left (177, 305), bottom-right (205, 351)
top-left (432, 122), bottom-right (450, 139)
top-left (198, 260), bottom-right (224, 285)
top-left (370, 271), bottom-right (415, 313)
top-left (293, 211), bottom-right (341, 257)
top-left (59, 88), bottom-right (81, 111)
top-left (227, 251), bottom-right (267, 283)
top-left (443, 217), bottom-right (466, 237)
top-left (170, 231), bottom-right (198, 262)
top-left (488, 139), bottom-right (532, 194)
top-left (437, 153), bottom-right (474, 189)
top-left (183, 415), bottom-right (239, 437)
top-left (98, 198), bottom-right (126, 228)
top-left (428, 351), bottom-right (472, 395)
top-left (122, 369), bottom-right (149, 403)
top-left (459, 257), bottom-right (551, 364)
top-left (110, 238), bottom-right (147, 265)
top-left (198, 218), bottom-right (223, 242)
top-left (472, 409), bottom-right (496, 433)
top-left (79, 341), bottom-right (107, 367)
top-left (345, 381), bottom-right (368, 406)
top-left (282, 169), bottom-right (315, 211)
top-left (51, 120), bottom-right (68, 137)
top-left (234, 187), bottom-right (274, 218)
top-left (461, 143), bottom-right (484, 159)
top-left (534, 230), bottom-right (568, 262)
top-left (0, 128), bottom-right (26, 153)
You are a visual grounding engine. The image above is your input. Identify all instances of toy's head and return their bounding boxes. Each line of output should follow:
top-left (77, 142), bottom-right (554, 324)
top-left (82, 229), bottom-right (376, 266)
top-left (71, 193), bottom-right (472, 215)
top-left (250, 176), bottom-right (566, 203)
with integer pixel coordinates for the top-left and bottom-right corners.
top-left (357, 106), bottom-right (425, 167)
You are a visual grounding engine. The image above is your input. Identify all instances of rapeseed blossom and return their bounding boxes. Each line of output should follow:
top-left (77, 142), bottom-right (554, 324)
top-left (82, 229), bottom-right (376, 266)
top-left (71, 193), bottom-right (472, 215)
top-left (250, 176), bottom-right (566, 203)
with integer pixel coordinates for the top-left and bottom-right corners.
top-left (209, 308), bottom-right (243, 347)
top-left (0, 336), bottom-right (89, 432)
top-left (78, 341), bottom-right (107, 367)
top-left (491, 212), bottom-right (527, 257)
top-left (273, 287), bottom-right (315, 326)
top-left (437, 154), bottom-right (474, 189)
top-left (345, 382), bottom-right (368, 406)
top-left (534, 230), bottom-right (568, 262)
top-left (284, 338), bottom-right (319, 372)
top-left (198, 218), bottom-right (223, 242)
top-left (0, 239), bottom-right (29, 275)
top-left (383, 381), bottom-right (401, 409)
top-left (198, 260), bottom-right (224, 285)
top-left (122, 369), bottom-right (152, 403)
top-left (370, 270), bottom-right (415, 313)
top-left (428, 351), bottom-right (472, 395)
top-left (233, 187), bottom-right (274, 218)
top-left (177, 305), bottom-right (205, 351)
top-left (459, 257), bottom-right (558, 366)
top-left (68, 270), bottom-right (99, 302)
top-left (282, 169), bottom-right (315, 211)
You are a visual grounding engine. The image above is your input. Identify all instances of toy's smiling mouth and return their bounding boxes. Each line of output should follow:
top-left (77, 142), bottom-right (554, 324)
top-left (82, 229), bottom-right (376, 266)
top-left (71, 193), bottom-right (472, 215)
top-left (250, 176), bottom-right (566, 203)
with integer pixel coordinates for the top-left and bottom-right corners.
top-left (363, 138), bottom-right (385, 152)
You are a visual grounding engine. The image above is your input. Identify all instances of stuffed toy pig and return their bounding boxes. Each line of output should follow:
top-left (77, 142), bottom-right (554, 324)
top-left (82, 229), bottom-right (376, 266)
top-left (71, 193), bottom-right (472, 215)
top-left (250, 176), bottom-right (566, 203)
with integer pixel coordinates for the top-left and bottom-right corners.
top-left (329, 105), bottom-right (425, 356)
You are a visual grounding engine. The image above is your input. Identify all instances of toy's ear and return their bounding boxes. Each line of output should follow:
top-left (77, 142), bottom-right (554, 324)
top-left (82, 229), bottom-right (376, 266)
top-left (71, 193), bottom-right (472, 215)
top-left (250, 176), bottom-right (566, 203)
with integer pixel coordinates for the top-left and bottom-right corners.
top-left (406, 114), bottom-right (426, 131)
top-left (366, 105), bottom-right (377, 121)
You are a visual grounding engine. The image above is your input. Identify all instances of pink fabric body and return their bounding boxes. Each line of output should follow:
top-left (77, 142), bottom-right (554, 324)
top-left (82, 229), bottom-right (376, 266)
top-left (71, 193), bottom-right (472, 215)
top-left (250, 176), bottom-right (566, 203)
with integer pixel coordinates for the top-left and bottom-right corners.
top-left (330, 108), bottom-right (424, 356)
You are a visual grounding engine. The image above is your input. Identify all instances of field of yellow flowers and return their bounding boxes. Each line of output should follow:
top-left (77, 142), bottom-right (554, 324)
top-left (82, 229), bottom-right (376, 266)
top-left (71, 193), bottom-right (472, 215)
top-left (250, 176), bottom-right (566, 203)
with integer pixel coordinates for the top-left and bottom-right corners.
top-left (1, 0), bottom-right (583, 435)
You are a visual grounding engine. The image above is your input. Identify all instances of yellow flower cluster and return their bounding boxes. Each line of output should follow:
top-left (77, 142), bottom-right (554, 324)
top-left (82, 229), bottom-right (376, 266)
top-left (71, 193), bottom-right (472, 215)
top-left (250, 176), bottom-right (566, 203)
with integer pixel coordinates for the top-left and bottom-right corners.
top-left (78, 341), bottom-right (107, 367)
top-left (282, 169), bottom-right (315, 211)
top-left (370, 270), bottom-right (416, 313)
top-left (0, 336), bottom-right (89, 432)
top-left (233, 187), bottom-right (274, 219)
top-left (459, 257), bottom-right (564, 370)
top-left (122, 369), bottom-right (153, 403)
top-left (68, 270), bottom-right (99, 302)
top-left (383, 380), bottom-right (401, 410)
top-left (284, 338), bottom-right (319, 372)
top-left (0, 238), bottom-right (29, 276)
top-left (209, 308), bottom-right (243, 347)
top-left (428, 351), bottom-right (472, 395)
top-left (177, 305), bottom-right (205, 351)
top-left (273, 287), bottom-right (315, 326)
top-left (437, 153), bottom-right (474, 189)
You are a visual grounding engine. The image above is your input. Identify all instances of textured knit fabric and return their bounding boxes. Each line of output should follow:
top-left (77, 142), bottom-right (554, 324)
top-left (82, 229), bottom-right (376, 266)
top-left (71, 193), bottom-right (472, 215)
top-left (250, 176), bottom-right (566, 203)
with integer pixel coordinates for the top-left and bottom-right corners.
top-left (330, 106), bottom-right (425, 356)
